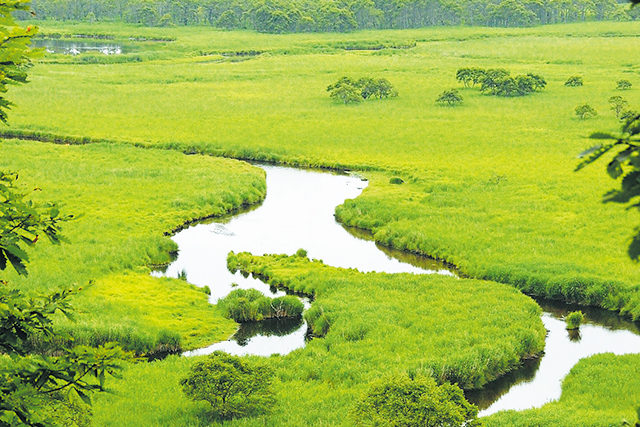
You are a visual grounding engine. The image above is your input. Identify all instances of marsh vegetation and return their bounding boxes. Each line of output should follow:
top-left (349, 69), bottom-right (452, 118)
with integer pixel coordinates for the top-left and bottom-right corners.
top-left (1, 8), bottom-right (640, 426)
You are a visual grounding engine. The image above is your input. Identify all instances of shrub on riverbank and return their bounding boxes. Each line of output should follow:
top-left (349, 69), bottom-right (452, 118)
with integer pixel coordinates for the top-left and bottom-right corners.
top-left (218, 288), bottom-right (304, 322)
top-left (352, 374), bottom-right (479, 426)
top-left (565, 311), bottom-right (585, 330)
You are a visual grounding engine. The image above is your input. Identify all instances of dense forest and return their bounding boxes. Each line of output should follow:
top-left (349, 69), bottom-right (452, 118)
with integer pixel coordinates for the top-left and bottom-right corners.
top-left (22, 0), bottom-right (639, 33)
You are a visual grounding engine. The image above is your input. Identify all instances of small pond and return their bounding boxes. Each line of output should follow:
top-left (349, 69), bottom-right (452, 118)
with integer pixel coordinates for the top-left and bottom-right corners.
top-left (154, 164), bottom-right (640, 415)
top-left (33, 39), bottom-right (124, 55)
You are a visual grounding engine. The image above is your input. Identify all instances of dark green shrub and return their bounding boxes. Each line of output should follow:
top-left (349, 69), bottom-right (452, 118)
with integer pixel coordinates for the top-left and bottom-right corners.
top-left (565, 76), bottom-right (584, 87)
top-left (180, 351), bottom-right (276, 420)
top-left (327, 76), bottom-right (397, 104)
top-left (436, 89), bottom-right (463, 105)
top-left (389, 177), bottom-right (405, 184)
top-left (296, 248), bottom-right (308, 257)
top-left (617, 79), bottom-right (632, 90)
top-left (575, 104), bottom-right (597, 119)
top-left (565, 310), bottom-right (585, 330)
top-left (352, 374), bottom-right (479, 426)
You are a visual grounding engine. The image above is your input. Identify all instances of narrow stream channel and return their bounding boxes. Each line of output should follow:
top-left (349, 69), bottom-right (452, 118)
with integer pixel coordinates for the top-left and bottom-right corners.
top-left (153, 164), bottom-right (640, 415)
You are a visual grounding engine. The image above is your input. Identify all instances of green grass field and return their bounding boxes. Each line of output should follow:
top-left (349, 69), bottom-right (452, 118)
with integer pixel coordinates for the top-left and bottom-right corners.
top-left (3, 20), bottom-right (640, 426)
top-left (9, 21), bottom-right (640, 318)
top-left (0, 139), bottom-right (265, 354)
top-left (91, 252), bottom-right (545, 426)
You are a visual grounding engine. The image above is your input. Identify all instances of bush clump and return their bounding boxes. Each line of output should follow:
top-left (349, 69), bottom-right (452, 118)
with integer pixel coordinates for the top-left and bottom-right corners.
top-left (565, 311), bottom-right (585, 330)
top-left (456, 67), bottom-right (546, 97)
top-left (575, 104), bottom-right (597, 119)
top-left (352, 374), bottom-right (479, 426)
top-left (327, 76), bottom-right (397, 104)
top-left (181, 351), bottom-right (276, 420)
top-left (219, 288), bottom-right (304, 322)
top-left (565, 76), bottom-right (584, 87)
top-left (436, 89), bottom-right (463, 106)
top-left (296, 248), bottom-right (308, 257)
top-left (389, 177), bottom-right (405, 184)
top-left (617, 79), bottom-right (632, 90)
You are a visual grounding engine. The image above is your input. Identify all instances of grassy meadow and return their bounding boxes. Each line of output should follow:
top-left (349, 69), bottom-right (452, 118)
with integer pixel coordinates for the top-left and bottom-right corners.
top-left (91, 252), bottom-right (545, 425)
top-left (8, 21), bottom-right (640, 318)
top-left (0, 139), bottom-right (265, 354)
top-left (2, 19), bottom-right (640, 426)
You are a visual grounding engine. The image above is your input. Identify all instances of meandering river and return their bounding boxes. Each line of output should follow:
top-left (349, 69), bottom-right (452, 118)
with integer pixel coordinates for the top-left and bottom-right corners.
top-left (154, 164), bottom-right (640, 415)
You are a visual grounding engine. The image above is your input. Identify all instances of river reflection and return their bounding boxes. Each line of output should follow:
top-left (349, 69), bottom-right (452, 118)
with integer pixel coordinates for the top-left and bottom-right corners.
top-left (154, 164), bottom-right (640, 414)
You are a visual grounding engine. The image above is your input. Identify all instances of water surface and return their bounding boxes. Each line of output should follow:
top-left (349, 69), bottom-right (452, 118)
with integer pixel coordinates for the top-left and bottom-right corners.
top-left (34, 39), bottom-right (124, 55)
top-left (155, 164), bottom-right (640, 415)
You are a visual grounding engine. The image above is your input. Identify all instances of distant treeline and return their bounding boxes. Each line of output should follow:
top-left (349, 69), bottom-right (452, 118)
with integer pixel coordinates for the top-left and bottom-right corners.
top-left (23, 0), bottom-right (639, 33)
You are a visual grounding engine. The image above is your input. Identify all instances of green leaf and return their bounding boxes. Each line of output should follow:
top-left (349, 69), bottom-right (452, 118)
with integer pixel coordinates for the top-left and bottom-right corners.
top-left (607, 158), bottom-right (624, 179)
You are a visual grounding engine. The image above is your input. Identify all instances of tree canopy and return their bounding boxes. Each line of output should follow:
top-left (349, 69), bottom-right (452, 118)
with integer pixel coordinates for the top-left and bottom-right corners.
top-left (20, 0), bottom-right (640, 33)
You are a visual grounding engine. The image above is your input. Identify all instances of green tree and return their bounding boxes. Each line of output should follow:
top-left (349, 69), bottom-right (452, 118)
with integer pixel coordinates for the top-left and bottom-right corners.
top-left (180, 351), bottom-right (276, 420)
top-left (565, 75), bottom-right (584, 87)
top-left (352, 374), bottom-right (479, 426)
top-left (577, 111), bottom-right (640, 258)
top-left (0, 3), bottom-right (129, 424)
top-left (575, 103), bottom-right (597, 119)
top-left (617, 79), bottom-right (633, 90)
top-left (436, 89), bottom-right (463, 106)
top-left (0, 172), bottom-right (131, 426)
top-left (609, 95), bottom-right (629, 119)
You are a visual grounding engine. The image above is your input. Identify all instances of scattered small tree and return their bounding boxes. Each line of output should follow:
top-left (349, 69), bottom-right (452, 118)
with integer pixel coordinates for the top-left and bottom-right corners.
top-left (436, 89), bottom-right (463, 106)
top-left (617, 79), bottom-right (632, 90)
top-left (327, 76), bottom-right (397, 104)
top-left (565, 76), bottom-right (584, 87)
top-left (352, 374), bottom-right (479, 427)
top-left (180, 351), bottom-right (276, 420)
top-left (565, 311), bottom-right (585, 330)
top-left (575, 104), bottom-right (597, 119)
top-left (609, 96), bottom-right (629, 119)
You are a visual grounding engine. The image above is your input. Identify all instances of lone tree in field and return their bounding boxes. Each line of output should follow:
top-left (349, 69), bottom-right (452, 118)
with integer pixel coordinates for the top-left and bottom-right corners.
top-left (565, 76), bottom-right (584, 87)
top-left (575, 104), bottom-right (597, 119)
top-left (352, 374), bottom-right (479, 426)
top-left (617, 79), bottom-right (633, 90)
top-left (609, 96), bottom-right (629, 119)
top-left (436, 89), bottom-right (463, 106)
top-left (181, 351), bottom-right (276, 420)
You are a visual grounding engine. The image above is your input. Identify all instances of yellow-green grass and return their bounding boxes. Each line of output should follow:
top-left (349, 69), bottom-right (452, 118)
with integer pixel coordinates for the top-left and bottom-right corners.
top-left (0, 139), bottom-right (264, 353)
top-left (7, 21), bottom-right (640, 317)
top-left (91, 252), bottom-right (545, 425)
top-left (484, 353), bottom-right (640, 426)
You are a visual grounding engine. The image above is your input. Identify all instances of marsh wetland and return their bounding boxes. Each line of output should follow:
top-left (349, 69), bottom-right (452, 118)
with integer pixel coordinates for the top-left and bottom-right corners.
top-left (2, 15), bottom-right (640, 427)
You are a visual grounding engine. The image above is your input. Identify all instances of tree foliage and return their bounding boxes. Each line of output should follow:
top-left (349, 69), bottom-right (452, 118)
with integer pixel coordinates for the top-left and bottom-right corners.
top-left (180, 351), bottom-right (276, 420)
top-left (457, 67), bottom-right (546, 97)
top-left (0, 3), bottom-right (129, 425)
top-left (436, 89), bottom-right (463, 106)
top-left (577, 111), bottom-right (640, 259)
top-left (617, 79), bottom-right (633, 90)
top-left (565, 75), bottom-right (584, 87)
top-left (327, 76), bottom-right (397, 104)
top-left (22, 0), bottom-right (640, 33)
top-left (352, 374), bottom-right (479, 427)
top-left (0, 175), bottom-right (130, 426)
top-left (609, 95), bottom-right (629, 119)
top-left (0, 172), bottom-right (72, 276)
top-left (575, 103), bottom-right (598, 119)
